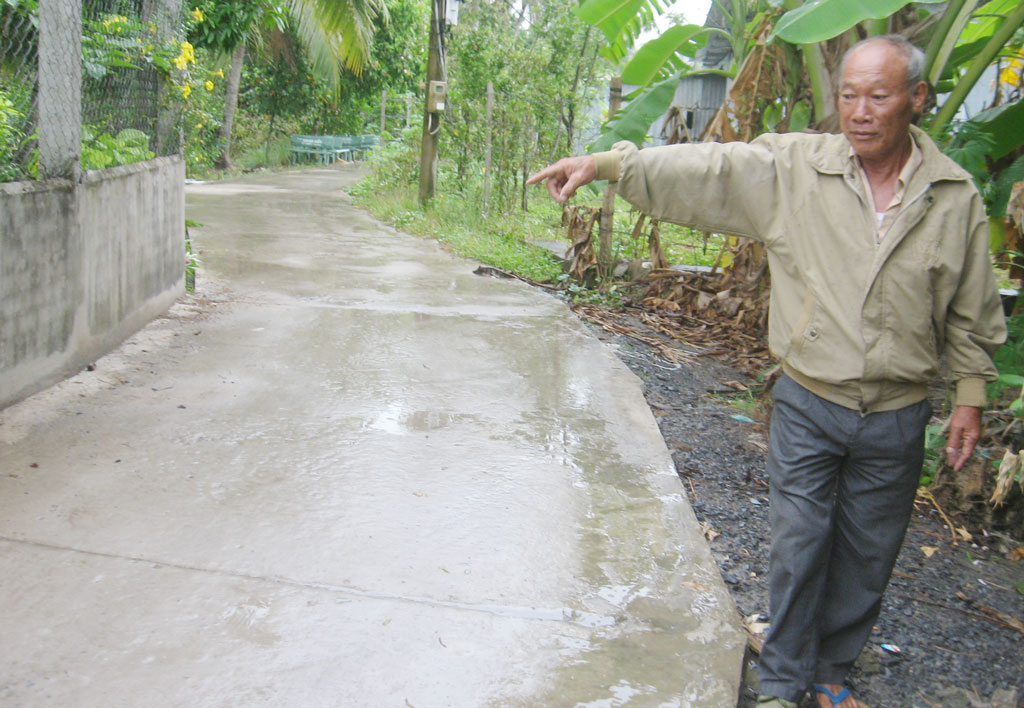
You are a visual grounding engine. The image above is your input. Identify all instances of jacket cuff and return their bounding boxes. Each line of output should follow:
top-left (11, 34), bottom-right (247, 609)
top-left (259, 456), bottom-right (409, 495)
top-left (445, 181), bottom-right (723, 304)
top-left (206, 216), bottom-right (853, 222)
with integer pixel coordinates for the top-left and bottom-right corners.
top-left (592, 150), bottom-right (622, 182)
top-left (955, 377), bottom-right (988, 408)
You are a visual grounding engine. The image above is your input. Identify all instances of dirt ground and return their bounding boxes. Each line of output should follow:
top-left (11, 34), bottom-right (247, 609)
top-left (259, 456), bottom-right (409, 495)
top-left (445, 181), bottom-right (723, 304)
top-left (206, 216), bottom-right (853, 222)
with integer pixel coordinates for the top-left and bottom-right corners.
top-left (578, 307), bottom-right (1024, 708)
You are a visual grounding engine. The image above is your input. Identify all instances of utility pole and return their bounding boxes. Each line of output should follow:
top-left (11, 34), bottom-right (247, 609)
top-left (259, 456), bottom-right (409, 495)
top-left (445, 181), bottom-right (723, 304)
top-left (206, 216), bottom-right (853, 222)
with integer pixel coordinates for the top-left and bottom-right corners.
top-left (598, 77), bottom-right (622, 274)
top-left (418, 0), bottom-right (445, 204)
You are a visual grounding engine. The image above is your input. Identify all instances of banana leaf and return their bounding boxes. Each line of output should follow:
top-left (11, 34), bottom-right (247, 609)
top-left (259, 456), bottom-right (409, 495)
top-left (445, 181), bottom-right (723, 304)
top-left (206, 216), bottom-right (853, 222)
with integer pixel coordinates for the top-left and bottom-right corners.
top-left (971, 98), bottom-right (1024, 159)
top-left (772, 0), bottom-right (943, 45)
top-left (621, 24), bottom-right (707, 87)
top-left (587, 76), bottom-right (680, 154)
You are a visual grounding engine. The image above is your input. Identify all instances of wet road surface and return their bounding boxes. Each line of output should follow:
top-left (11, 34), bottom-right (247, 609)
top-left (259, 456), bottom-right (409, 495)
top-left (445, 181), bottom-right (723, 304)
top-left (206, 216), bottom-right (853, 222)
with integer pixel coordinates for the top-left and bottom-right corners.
top-left (0, 167), bottom-right (744, 707)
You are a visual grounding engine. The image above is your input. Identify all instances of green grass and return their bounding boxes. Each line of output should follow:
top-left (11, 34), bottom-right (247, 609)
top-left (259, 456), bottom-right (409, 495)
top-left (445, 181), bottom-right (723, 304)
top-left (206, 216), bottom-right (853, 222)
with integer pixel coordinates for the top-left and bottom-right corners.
top-left (351, 180), bottom-right (725, 285)
top-left (347, 127), bottom-right (725, 285)
top-left (351, 184), bottom-right (565, 283)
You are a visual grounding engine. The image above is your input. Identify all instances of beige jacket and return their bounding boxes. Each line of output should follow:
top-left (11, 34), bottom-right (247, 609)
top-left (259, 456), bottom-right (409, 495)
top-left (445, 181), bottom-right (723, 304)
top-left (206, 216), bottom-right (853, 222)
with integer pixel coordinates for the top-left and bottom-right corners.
top-left (593, 125), bottom-right (1006, 413)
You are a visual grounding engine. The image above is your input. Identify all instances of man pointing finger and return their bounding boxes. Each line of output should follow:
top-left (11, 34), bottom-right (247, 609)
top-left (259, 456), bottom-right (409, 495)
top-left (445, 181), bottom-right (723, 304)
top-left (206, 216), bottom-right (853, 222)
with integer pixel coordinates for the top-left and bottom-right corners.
top-left (530, 36), bottom-right (1005, 708)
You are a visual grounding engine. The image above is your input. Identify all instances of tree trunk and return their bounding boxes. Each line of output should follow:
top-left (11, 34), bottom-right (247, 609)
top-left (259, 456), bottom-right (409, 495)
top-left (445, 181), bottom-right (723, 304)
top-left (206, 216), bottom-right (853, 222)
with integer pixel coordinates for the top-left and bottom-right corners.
top-left (215, 43), bottom-right (245, 170)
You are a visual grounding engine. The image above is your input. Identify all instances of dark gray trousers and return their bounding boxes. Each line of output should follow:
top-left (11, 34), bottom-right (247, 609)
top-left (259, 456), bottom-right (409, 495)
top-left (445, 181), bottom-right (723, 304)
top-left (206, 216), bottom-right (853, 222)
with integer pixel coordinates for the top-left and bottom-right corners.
top-left (758, 375), bottom-right (931, 702)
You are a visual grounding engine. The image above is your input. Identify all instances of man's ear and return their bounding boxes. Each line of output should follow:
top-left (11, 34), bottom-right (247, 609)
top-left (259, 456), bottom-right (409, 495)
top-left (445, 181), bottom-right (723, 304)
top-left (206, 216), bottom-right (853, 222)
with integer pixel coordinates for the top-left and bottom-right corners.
top-left (910, 81), bottom-right (929, 114)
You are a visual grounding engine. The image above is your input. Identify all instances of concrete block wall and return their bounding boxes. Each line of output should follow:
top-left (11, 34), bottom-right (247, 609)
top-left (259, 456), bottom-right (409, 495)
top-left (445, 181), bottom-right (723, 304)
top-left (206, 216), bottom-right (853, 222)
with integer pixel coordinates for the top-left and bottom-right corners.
top-left (0, 156), bottom-right (184, 408)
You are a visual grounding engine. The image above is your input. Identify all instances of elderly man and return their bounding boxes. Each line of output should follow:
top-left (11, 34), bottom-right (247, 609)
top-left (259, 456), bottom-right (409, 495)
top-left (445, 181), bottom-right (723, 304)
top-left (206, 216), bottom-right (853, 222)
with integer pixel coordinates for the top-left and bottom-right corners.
top-left (528, 36), bottom-right (1005, 708)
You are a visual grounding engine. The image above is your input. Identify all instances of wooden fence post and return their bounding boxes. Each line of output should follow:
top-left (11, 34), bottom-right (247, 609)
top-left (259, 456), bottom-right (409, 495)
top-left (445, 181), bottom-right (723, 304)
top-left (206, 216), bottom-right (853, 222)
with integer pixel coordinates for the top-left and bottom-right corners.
top-left (598, 76), bottom-right (622, 274)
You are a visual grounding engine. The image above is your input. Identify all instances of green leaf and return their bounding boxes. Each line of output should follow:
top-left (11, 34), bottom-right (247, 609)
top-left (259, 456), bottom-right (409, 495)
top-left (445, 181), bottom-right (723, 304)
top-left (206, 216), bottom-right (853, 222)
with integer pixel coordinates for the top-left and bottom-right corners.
top-left (763, 102), bottom-right (782, 131)
top-left (998, 373), bottom-right (1024, 386)
top-left (941, 37), bottom-right (989, 81)
top-left (989, 153), bottom-right (1024, 219)
top-left (622, 24), bottom-right (705, 87)
top-left (83, 60), bottom-right (107, 80)
top-left (789, 100), bottom-right (812, 132)
top-left (772, 0), bottom-right (943, 45)
top-left (970, 99), bottom-right (1024, 160)
top-left (116, 128), bottom-right (149, 148)
top-left (576, 0), bottom-right (666, 46)
top-left (588, 75), bottom-right (679, 153)
top-left (959, 0), bottom-right (1019, 43)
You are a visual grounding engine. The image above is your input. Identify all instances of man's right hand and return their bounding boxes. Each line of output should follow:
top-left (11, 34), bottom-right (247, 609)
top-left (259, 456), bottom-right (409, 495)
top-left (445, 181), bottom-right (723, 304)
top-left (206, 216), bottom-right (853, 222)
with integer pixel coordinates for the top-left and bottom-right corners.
top-left (525, 156), bottom-right (597, 203)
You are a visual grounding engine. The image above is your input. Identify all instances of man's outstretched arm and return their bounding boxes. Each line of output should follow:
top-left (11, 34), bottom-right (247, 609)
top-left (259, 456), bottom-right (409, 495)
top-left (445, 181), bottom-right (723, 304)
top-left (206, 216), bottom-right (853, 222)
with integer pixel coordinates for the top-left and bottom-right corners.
top-left (525, 155), bottom-right (596, 203)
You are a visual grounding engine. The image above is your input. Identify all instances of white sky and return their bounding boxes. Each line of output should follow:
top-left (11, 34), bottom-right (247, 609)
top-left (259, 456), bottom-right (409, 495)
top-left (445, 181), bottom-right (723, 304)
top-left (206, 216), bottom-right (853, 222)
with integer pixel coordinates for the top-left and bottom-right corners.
top-left (663, 0), bottom-right (713, 27)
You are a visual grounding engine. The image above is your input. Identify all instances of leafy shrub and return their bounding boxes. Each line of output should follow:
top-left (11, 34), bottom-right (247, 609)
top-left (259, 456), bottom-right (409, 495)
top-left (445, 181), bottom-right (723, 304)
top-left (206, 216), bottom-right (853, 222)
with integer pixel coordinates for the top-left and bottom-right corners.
top-left (81, 127), bottom-right (155, 170)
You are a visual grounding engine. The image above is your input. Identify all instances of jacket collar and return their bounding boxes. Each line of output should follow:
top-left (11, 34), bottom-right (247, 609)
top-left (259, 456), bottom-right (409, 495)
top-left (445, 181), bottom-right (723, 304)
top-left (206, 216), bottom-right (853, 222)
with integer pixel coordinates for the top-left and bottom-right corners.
top-left (809, 124), bottom-right (972, 184)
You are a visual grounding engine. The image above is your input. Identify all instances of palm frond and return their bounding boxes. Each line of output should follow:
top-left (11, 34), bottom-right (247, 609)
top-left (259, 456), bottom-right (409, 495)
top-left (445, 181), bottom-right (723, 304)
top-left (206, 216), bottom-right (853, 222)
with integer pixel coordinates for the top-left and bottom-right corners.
top-left (289, 0), bottom-right (389, 83)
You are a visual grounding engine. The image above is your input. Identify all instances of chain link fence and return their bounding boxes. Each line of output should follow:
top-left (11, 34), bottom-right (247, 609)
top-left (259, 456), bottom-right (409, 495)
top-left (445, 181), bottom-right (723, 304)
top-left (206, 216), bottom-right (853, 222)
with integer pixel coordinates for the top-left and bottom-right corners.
top-left (1, 1), bottom-right (37, 181)
top-left (1, 0), bottom-right (185, 183)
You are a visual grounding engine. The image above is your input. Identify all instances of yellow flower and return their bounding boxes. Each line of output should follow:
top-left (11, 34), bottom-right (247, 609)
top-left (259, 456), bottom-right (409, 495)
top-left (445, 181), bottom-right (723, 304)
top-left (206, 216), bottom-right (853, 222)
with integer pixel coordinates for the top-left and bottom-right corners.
top-left (172, 41), bottom-right (196, 70)
top-left (180, 83), bottom-right (192, 98)
top-left (1000, 58), bottom-right (1022, 90)
top-left (213, 69), bottom-right (225, 78)
top-left (191, 7), bottom-right (205, 23)
top-left (204, 80), bottom-right (214, 91)
top-left (195, 123), bottom-right (204, 129)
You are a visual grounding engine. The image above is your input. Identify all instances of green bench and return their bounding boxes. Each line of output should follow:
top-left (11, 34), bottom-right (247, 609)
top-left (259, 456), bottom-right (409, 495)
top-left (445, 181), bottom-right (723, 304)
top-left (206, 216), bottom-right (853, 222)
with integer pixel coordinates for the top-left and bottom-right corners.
top-left (289, 134), bottom-right (381, 165)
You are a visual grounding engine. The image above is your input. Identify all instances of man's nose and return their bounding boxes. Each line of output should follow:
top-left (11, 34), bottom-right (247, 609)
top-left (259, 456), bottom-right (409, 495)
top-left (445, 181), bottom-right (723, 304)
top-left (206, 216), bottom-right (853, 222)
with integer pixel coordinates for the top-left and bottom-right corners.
top-left (851, 97), bottom-right (872, 121)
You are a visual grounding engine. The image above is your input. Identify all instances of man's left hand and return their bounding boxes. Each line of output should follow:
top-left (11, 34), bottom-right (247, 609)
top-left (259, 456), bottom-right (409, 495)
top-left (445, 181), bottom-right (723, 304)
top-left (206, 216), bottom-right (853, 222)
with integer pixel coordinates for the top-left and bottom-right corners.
top-left (945, 405), bottom-right (982, 472)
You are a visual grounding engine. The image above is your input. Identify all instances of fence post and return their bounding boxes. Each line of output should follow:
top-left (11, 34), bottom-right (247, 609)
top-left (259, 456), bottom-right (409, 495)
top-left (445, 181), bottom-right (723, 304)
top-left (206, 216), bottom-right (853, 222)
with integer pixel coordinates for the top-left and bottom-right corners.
top-left (483, 81), bottom-right (493, 213)
top-left (380, 90), bottom-right (387, 134)
top-left (598, 77), bottom-right (622, 274)
top-left (38, 0), bottom-right (82, 179)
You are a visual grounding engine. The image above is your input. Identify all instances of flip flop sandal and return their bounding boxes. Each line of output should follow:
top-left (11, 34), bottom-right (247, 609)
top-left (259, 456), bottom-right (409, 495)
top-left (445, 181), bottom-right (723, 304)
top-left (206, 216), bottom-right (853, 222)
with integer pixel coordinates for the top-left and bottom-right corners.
top-left (813, 684), bottom-right (852, 705)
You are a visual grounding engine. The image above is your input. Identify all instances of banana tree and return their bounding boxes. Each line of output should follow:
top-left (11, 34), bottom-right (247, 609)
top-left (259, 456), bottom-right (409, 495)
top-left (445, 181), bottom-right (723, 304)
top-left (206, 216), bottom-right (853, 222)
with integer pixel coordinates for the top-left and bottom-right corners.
top-left (580, 0), bottom-right (1024, 218)
top-left (771, 0), bottom-right (1024, 220)
top-left (575, 0), bottom-right (746, 152)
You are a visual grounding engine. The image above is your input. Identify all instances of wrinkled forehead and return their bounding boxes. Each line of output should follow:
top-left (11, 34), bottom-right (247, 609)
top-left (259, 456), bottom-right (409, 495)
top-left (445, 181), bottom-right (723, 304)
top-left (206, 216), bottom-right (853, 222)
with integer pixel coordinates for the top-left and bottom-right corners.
top-left (841, 44), bottom-right (910, 88)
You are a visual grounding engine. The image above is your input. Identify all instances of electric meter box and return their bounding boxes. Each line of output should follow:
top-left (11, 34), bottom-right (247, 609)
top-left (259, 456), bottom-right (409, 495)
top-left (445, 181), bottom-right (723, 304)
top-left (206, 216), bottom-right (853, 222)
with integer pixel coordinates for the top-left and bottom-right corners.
top-left (445, 0), bottom-right (459, 25)
top-left (427, 80), bottom-right (447, 113)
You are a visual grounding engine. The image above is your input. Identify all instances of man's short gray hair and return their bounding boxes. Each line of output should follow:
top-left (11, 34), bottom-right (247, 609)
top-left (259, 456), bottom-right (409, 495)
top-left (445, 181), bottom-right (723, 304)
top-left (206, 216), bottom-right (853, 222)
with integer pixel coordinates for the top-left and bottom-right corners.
top-left (840, 35), bottom-right (926, 90)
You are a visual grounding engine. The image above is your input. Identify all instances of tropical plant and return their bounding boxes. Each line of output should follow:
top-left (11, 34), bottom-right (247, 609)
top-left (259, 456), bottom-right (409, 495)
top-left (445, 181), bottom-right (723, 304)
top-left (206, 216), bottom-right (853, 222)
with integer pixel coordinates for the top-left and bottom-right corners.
top-left (577, 0), bottom-right (1024, 220)
top-left (80, 127), bottom-right (155, 170)
top-left (442, 0), bottom-right (610, 212)
top-left (187, 0), bottom-right (390, 168)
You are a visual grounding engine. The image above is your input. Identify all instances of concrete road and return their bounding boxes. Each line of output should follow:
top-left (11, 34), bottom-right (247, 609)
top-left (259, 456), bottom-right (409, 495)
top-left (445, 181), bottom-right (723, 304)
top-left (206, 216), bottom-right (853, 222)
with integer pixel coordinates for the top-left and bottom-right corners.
top-left (0, 168), bottom-right (744, 707)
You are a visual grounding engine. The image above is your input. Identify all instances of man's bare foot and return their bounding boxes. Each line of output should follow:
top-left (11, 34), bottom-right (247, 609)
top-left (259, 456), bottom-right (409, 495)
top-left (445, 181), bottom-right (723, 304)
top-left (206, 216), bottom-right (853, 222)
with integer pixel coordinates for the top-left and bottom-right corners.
top-left (814, 684), bottom-right (859, 708)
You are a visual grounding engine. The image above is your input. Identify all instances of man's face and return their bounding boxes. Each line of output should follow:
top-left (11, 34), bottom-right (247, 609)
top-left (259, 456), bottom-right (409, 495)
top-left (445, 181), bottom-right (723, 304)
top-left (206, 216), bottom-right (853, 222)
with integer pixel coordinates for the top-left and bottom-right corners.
top-left (838, 42), bottom-right (928, 164)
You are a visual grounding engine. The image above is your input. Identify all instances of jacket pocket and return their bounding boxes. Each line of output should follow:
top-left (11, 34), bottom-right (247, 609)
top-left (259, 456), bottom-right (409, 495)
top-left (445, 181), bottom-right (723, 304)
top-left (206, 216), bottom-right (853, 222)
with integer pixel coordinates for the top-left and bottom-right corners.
top-left (788, 291), bottom-right (819, 355)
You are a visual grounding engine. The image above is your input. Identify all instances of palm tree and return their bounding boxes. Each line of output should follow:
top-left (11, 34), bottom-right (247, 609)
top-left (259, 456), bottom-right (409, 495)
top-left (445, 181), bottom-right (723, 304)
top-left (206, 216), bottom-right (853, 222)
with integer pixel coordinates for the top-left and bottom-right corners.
top-left (193, 0), bottom-right (389, 169)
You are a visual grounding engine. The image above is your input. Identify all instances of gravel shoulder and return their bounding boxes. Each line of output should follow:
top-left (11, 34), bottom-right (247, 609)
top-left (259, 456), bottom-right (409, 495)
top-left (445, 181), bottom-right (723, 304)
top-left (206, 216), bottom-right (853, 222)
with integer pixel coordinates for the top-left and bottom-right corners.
top-left (579, 308), bottom-right (1024, 708)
